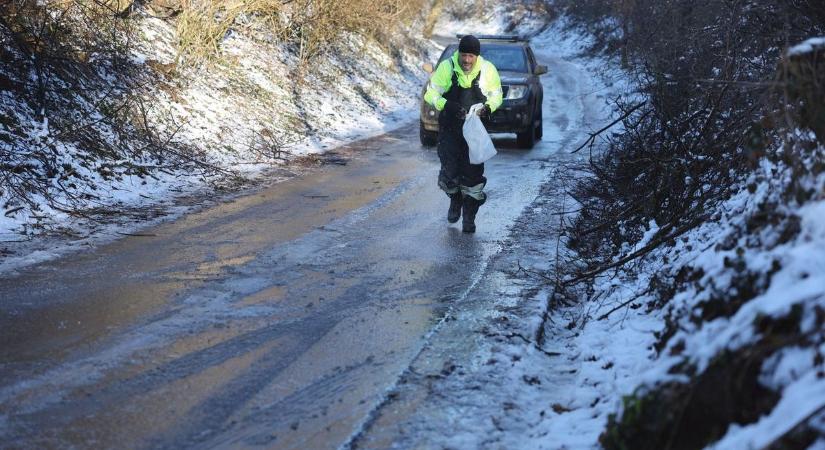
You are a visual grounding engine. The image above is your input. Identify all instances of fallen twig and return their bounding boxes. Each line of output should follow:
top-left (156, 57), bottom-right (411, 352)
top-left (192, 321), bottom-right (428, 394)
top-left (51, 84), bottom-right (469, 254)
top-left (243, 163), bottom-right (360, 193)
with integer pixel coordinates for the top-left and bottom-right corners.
top-left (485, 330), bottom-right (562, 357)
top-left (597, 285), bottom-right (654, 321)
top-left (571, 101), bottom-right (647, 154)
top-left (4, 206), bottom-right (24, 217)
top-left (563, 213), bottom-right (708, 286)
top-left (516, 260), bottom-right (554, 282)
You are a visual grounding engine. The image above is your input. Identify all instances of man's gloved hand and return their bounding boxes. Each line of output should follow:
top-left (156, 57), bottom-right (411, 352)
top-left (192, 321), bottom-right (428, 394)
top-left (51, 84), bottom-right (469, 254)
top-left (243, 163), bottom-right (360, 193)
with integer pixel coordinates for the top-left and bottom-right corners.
top-left (443, 101), bottom-right (466, 119)
top-left (477, 104), bottom-right (492, 119)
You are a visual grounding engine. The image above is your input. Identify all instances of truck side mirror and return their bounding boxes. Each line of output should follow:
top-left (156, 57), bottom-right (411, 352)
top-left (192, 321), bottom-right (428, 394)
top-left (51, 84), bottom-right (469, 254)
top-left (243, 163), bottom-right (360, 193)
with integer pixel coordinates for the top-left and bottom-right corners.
top-left (423, 62), bottom-right (434, 74)
top-left (535, 65), bottom-right (548, 75)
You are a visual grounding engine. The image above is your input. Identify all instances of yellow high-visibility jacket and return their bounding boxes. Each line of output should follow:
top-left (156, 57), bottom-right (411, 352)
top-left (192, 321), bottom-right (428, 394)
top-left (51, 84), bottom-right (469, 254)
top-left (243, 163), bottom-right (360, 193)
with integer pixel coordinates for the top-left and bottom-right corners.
top-left (424, 52), bottom-right (503, 113)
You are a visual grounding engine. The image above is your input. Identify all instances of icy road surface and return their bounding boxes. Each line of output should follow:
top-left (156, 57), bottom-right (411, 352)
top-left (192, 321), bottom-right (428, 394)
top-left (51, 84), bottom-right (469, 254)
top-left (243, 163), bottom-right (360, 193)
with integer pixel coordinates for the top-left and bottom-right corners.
top-left (0, 53), bottom-right (605, 449)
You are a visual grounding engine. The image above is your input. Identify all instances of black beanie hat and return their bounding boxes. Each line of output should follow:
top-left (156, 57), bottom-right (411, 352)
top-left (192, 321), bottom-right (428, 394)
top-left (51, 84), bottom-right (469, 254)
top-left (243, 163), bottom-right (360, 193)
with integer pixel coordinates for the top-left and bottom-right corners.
top-left (458, 35), bottom-right (481, 55)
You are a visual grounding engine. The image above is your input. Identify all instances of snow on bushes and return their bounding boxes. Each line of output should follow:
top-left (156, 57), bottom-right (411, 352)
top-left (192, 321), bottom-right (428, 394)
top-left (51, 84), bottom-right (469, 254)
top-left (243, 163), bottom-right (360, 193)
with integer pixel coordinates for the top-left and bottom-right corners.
top-left (592, 39), bottom-right (825, 450)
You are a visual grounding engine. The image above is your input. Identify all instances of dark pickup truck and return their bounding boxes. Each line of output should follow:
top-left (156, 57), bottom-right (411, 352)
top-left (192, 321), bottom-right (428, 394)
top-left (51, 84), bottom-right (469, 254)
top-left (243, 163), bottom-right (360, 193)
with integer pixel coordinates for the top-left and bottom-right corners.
top-left (420, 35), bottom-right (547, 149)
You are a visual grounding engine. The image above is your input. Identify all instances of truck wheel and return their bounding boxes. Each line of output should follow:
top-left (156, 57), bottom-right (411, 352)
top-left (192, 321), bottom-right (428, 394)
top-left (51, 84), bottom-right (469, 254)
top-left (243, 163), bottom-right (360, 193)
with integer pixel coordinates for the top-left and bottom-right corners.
top-left (517, 113), bottom-right (536, 149)
top-left (420, 122), bottom-right (437, 147)
top-left (517, 129), bottom-right (536, 149)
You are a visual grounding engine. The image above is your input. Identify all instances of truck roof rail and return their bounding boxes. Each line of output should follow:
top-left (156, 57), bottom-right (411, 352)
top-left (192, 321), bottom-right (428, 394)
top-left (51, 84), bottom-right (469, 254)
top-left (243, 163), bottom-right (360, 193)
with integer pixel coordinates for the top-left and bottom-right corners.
top-left (455, 34), bottom-right (526, 42)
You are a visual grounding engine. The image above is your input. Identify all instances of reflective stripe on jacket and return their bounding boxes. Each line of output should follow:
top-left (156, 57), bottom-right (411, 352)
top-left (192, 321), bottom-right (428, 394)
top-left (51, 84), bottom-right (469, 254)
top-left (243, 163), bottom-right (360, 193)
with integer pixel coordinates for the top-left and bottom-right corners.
top-left (424, 52), bottom-right (503, 113)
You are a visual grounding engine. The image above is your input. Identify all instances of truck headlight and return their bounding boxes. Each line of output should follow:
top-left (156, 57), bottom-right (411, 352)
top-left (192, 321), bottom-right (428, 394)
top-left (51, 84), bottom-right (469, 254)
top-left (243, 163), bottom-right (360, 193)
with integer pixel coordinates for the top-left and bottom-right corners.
top-left (505, 85), bottom-right (528, 99)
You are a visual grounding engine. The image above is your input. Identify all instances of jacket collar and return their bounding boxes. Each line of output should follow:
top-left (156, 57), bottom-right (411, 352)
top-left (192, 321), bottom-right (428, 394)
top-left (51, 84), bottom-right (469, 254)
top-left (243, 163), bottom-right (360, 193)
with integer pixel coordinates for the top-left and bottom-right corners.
top-left (451, 51), bottom-right (483, 82)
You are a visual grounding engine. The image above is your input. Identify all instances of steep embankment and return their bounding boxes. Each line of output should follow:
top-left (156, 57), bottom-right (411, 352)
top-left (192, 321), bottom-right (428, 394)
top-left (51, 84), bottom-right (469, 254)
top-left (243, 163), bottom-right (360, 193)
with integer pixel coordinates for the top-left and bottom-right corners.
top-left (594, 44), bottom-right (825, 450)
top-left (0, 1), bottom-right (435, 271)
top-left (552, 1), bottom-right (825, 448)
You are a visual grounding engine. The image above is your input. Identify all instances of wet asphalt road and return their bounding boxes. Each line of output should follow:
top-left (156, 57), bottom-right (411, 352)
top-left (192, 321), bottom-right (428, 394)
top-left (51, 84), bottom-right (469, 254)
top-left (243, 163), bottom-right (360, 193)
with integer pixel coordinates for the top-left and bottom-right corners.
top-left (0, 49), bottom-right (604, 449)
top-left (0, 133), bottom-right (553, 448)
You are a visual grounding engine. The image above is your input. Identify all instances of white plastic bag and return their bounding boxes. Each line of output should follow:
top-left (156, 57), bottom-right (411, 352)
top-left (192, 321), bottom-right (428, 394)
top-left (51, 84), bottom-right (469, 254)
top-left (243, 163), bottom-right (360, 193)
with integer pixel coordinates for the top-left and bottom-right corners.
top-left (463, 103), bottom-right (497, 165)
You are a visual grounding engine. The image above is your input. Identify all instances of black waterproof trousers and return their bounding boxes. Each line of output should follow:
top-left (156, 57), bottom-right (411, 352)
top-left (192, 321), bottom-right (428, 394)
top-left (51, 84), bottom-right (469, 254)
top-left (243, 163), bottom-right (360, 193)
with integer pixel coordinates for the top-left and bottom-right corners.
top-left (437, 125), bottom-right (486, 196)
top-left (437, 70), bottom-right (488, 201)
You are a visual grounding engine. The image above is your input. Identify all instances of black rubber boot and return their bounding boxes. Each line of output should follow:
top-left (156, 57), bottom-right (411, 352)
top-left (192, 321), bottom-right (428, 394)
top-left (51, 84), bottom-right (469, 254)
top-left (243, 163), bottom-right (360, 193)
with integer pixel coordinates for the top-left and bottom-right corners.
top-left (462, 197), bottom-right (481, 233)
top-left (447, 193), bottom-right (462, 223)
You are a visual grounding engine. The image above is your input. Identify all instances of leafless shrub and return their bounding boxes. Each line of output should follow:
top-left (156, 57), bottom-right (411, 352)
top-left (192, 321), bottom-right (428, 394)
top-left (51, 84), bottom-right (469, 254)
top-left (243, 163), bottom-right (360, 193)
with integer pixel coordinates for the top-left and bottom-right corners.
top-left (0, 0), bottom-right (222, 229)
top-left (247, 126), bottom-right (299, 162)
top-left (778, 42), bottom-right (825, 145)
top-left (443, 0), bottom-right (495, 22)
top-left (767, 40), bottom-right (825, 206)
top-left (559, 0), bottom-right (825, 283)
top-left (1, 0), bottom-right (134, 114)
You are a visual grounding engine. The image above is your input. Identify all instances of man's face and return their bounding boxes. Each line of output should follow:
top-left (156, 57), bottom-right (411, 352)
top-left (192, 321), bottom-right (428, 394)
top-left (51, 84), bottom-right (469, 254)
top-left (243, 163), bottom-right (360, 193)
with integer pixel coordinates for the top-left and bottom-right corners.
top-left (459, 52), bottom-right (478, 73)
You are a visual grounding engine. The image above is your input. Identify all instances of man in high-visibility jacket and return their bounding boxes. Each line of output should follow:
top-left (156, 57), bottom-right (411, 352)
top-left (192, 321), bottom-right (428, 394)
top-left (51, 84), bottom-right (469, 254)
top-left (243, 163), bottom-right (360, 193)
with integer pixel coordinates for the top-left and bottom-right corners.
top-left (424, 35), bottom-right (503, 233)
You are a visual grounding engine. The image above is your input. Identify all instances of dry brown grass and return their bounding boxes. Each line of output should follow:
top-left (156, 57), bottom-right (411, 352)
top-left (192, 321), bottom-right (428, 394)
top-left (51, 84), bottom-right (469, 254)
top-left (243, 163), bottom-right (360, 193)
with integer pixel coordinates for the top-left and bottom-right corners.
top-left (171, 0), bottom-right (429, 66)
top-left (174, 0), bottom-right (286, 63)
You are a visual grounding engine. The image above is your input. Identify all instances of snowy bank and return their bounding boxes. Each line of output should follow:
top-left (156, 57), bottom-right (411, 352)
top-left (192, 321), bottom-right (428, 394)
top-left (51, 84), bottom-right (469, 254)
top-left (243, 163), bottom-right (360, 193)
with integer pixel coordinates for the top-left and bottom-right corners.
top-left (0, 8), bottom-right (437, 274)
